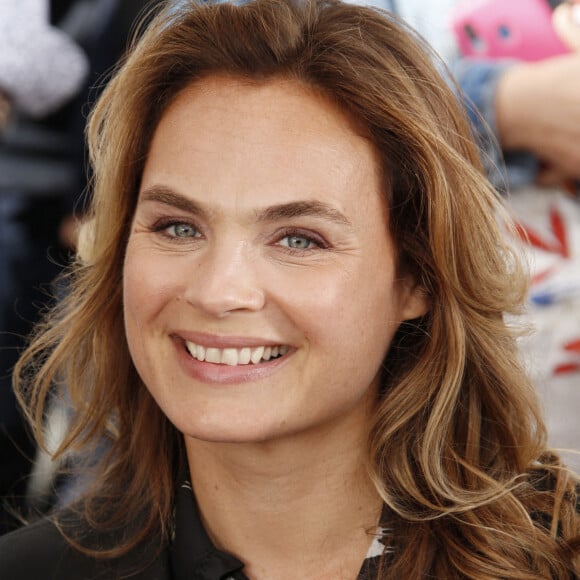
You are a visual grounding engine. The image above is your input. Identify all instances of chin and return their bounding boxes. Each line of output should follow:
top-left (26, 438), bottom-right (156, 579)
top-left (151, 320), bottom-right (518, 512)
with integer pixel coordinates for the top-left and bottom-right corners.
top-left (172, 410), bottom-right (290, 445)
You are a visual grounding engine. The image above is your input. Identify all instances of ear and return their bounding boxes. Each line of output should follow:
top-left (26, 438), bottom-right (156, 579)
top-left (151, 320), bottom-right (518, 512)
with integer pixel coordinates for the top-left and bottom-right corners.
top-left (399, 278), bottom-right (429, 321)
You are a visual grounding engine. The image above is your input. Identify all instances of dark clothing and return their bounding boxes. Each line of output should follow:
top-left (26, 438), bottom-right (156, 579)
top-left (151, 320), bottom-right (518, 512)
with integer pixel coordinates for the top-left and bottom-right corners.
top-left (171, 481), bottom-right (247, 580)
top-left (0, 480), bottom-right (384, 579)
top-left (170, 480), bottom-right (383, 579)
top-left (0, 517), bottom-right (169, 579)
top-left (1, 472), bottom-right (577, 578)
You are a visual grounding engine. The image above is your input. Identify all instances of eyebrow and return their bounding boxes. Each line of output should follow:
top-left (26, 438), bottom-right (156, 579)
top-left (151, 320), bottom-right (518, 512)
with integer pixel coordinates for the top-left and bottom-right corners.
top-left (256, 200), bottom-right (352, 226)
top-left (139, 185), bottom-right (353, 227)
top-left (140, 186), bottom-right (205, 216)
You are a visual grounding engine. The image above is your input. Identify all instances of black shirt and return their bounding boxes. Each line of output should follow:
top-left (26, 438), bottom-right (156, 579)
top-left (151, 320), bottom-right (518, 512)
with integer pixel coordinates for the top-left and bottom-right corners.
top-left (0, 480), bottom-right (387, 580)
top-left (170, 480), bottom-right (247, 579)
top-left (170, 480), bottom-right (387, 580)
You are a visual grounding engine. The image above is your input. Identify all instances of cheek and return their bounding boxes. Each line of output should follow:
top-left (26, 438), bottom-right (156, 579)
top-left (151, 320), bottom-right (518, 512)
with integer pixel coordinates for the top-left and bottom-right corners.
top-left (273, 261), bottom-right (400, 357)
top-left (122, 246), bottom-right (189, 396)
top-left (123, 245), bottom-right (181, 339)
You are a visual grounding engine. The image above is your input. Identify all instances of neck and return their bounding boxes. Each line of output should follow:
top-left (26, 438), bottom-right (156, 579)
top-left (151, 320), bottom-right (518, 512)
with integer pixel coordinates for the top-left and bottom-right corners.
top-left (185, 425), bottom-right (383, 579)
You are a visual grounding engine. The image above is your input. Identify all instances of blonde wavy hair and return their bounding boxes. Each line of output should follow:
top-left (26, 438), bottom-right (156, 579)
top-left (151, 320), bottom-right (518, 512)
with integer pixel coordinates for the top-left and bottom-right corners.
top-left (15, 0), bottom-right (579, 576)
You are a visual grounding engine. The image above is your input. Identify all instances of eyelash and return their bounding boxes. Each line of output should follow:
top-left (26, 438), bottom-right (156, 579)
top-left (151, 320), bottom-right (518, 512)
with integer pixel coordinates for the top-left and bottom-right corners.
top-left (275, 228), bottom-right (328, 253)
top-left (152, 218), bottom-right (202, 241)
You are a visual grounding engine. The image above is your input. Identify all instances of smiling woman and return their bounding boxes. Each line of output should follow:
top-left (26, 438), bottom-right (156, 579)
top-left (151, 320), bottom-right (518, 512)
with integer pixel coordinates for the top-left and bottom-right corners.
top-left (1, 0), bottom-right (579, 578)
top-left (124, 76), bottom-right (425, 445)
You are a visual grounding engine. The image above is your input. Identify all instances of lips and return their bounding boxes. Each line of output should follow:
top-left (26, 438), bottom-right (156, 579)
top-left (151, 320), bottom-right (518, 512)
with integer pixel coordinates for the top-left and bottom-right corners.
top-left (185, 341), bottom-right (289, 366)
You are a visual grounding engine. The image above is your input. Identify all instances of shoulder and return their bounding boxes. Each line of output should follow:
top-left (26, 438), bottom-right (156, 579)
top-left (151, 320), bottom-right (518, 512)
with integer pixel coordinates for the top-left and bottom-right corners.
top-left (0, 516), bottom-right (170, 580)
top-left (0, 517), bottom-right (98, 580)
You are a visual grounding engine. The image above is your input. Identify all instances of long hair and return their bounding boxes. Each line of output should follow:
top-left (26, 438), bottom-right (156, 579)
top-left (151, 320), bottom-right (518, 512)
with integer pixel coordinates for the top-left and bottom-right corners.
top-left (14, 0), bottom-right (579, 576)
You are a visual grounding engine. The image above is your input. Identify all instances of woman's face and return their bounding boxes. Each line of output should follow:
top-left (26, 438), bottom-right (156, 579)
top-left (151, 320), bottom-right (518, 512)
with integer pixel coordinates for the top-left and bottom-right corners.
top-left (123, 76), bottom-right (427, 445)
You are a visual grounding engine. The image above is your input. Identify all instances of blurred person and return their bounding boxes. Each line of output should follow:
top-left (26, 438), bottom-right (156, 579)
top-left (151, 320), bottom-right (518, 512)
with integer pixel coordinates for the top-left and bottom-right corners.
top-left (0, 0), bottom-right (165, 530)
top-left (490, 0), bottom-right (580, 189)
top-left (21, 0), bottom-right (166, 517)
top-left (354, 0), bottom-right (580, 191)
top-left (0, 1), bottom-right (578, 578)
top-left (0, 0), bottom-right (89, 534)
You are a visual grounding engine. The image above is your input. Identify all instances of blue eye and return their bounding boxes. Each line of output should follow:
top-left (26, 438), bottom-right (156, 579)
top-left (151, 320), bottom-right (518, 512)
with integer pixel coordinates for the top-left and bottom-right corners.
top-left (279, 234), bottom-right (316, 250)
top-left (166, 223), bottom-right (200, 238)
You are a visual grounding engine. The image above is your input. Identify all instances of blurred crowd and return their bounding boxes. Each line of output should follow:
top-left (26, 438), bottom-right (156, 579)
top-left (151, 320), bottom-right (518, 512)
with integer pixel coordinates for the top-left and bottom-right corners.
top-left (1, 0), bottom-right (579, 534)
top-left (0, 0), bottom-right (164, 534)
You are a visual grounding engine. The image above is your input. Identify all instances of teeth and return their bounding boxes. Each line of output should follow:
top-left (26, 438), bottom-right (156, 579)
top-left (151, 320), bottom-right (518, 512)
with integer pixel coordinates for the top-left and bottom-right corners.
top-left (205, 348), bottom-right (221, 364)
top-left (250, 346), bottom-right (264, 364)
top-left (185, 341), bottom-right (288, 366)
top-left (238, 347), bottom-right (251, 365)
top-left (221, 348), bottom-right (238, 366)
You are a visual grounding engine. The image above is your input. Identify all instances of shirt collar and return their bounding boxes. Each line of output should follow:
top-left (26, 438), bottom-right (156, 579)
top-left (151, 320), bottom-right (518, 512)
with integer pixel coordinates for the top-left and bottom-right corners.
top-left (170, 479), bottom-right (247, 580)
top-left (169, 478), bottom-right (388, 580)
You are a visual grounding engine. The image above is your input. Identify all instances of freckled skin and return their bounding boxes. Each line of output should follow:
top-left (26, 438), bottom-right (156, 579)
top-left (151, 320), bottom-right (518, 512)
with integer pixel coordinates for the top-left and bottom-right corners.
top-left (123, 76), bottom-right (427, 446)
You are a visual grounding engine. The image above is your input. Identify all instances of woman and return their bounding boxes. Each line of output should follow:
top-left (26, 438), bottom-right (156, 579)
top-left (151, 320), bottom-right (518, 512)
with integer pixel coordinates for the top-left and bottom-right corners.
top-left (0, 0), bottom-right (578, 577)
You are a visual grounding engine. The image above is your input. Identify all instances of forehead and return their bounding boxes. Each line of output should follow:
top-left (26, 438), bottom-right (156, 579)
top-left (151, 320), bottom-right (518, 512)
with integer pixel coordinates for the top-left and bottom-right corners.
top-left (140, 75), bottom-right (387, 221)
top-left (155, 75), bottom-right (377, 161)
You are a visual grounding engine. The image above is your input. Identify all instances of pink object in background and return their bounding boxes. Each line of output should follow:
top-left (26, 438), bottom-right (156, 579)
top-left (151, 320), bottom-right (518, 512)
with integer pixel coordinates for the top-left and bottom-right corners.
top-left (451, 0), bottom-right (570, 61)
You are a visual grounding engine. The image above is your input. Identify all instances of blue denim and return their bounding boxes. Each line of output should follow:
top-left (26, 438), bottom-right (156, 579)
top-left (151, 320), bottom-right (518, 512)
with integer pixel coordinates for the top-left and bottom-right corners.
top-left (451, 58), bottom-right (538, 190)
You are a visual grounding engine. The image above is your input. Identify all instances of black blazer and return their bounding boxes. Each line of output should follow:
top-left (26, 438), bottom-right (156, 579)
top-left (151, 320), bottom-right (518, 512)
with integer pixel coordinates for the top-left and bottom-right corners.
top-left (0, 518), bottom-right (170, 580)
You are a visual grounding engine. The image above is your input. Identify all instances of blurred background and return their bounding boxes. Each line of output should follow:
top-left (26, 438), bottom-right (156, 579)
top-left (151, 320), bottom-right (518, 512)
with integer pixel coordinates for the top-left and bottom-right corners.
top-left (0, 0), bottom-right (164, 534)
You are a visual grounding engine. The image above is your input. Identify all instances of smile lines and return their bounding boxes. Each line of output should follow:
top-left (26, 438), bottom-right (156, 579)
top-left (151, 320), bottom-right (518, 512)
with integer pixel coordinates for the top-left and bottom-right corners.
top-left (185, 341), bottom-right (289, 366)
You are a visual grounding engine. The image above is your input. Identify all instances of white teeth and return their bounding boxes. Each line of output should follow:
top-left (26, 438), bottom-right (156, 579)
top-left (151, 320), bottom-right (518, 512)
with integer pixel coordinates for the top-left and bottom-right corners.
top-left (250, 346), bottom-right (264, 364)
top-left (205, 347), bottom-right (221, 364)
top-left (184, 341), bottom-right (287, 366)
top-left (239, 347), bottom-right (251, 365)
top-left (221, 348), bottom-right (238, 366)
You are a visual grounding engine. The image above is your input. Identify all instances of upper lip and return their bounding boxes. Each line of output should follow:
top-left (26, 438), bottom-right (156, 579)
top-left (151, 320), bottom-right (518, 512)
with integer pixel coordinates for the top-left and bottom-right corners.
top-left (171, 331), bottom-right (287, 349)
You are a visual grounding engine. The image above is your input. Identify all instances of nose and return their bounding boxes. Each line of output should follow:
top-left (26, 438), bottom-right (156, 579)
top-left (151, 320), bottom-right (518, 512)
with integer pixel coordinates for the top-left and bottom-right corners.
top-left (183, 240), bottom-right (266, 317)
